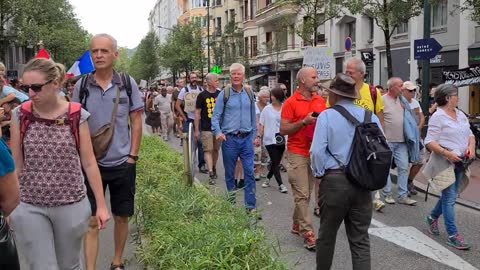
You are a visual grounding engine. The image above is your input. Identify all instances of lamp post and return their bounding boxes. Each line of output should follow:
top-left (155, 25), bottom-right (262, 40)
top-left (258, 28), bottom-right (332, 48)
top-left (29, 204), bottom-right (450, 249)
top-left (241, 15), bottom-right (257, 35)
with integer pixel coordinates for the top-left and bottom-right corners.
top-left (207, 0), bottom-right (211, 72)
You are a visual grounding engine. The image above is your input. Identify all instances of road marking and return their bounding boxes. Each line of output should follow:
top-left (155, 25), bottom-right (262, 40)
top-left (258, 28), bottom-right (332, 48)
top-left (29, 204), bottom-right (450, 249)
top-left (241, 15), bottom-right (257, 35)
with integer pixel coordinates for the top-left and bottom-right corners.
top-left (370, 218), bottom-right (387, 228)
top-left (369, 226), bottom-right (478, 270)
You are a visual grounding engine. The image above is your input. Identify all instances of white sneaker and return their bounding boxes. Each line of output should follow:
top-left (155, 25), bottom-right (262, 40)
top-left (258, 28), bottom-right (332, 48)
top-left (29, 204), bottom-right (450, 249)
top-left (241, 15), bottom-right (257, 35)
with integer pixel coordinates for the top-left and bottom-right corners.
top-left (384, 195), bottom-right (396, 204)
top-left (261, 179), bottom-right (270, 188)
top-left (279, 184), bottom-right (288, 193)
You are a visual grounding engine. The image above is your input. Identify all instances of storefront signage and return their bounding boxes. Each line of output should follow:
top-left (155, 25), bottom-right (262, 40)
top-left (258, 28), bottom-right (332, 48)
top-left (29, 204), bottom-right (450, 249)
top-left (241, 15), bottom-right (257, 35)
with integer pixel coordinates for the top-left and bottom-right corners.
top-left (303, 47), bottom-right (335, 80)
top-left (443, 66), bottom-right (480, 87)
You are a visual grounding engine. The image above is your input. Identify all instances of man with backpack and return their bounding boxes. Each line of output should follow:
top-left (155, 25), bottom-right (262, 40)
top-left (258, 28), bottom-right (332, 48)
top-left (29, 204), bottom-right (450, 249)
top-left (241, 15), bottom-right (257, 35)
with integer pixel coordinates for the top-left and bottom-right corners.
top-left (311, 74), bottom-right (387, 270)
top-left (211, 63), bottom-right (260, 214)
top-left (345, 57), bottom-right (386, 212)
top-left (175, 72), bottom-right (208, 173)
top-left (73, 33), bottom-right (144, 270)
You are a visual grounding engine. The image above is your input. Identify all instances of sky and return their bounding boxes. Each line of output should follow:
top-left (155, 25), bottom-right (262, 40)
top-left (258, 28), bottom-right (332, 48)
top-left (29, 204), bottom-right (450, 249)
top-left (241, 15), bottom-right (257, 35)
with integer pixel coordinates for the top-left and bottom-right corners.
top-left (69, 0), bottom-right (158, 49)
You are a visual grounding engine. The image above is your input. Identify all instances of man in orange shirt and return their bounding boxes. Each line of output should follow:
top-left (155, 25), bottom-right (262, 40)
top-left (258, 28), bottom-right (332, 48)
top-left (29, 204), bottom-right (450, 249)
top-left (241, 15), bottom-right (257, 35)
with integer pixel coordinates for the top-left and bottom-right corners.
top-left (280, 66), bottom-right (326, 251)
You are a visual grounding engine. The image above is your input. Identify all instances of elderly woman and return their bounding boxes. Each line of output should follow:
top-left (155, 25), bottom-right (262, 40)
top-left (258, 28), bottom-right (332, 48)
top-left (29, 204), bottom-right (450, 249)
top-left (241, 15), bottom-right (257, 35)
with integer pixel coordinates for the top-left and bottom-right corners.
top-left (424, 84), bottom-right (475, 250)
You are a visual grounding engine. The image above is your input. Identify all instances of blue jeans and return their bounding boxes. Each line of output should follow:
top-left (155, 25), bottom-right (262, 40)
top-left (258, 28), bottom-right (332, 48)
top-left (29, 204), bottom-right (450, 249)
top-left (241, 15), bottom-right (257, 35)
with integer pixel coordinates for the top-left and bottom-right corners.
top-left (383, 142), bottom-right (409, 199)
top-left (183, 119), bottom-right (205, 168)
top-left (222, 133), bottom-right (256, 209)
top-left (430, 169), bottom-right (463, 236)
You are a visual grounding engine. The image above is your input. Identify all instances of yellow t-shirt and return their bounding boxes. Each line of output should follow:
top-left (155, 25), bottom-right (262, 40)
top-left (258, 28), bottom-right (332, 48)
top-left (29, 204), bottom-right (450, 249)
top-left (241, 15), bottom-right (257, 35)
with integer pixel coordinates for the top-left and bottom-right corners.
top-left (352, 83), bottom-right (384, 113)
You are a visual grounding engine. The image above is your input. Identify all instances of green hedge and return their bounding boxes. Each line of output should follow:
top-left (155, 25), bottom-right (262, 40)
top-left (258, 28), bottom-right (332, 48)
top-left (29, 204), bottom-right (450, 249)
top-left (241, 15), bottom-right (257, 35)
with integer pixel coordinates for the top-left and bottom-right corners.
top-left (135, 136), bottom-right (286, 269)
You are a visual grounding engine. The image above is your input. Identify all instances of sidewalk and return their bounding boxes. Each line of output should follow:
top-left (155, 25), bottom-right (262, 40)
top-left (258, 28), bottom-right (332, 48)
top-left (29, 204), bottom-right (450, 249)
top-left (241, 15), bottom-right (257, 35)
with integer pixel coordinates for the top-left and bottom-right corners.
top-left (413, 160), bottom-right (480, 210)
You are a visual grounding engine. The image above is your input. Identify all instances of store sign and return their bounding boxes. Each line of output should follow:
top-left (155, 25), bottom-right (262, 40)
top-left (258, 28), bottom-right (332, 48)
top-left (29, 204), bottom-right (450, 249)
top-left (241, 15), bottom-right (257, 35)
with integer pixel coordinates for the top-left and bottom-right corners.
top-left (303, 47), bottom-right (335, 80)
top-left (443, 66), bottom-right (480, 87)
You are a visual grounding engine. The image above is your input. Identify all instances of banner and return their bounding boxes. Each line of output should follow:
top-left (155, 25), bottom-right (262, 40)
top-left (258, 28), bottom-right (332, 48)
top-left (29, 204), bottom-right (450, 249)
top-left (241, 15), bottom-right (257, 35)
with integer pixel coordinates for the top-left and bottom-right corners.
top-left (302, 47), bottom-right (335, 80)
top-left (443, 66), bottom-right (480, 87)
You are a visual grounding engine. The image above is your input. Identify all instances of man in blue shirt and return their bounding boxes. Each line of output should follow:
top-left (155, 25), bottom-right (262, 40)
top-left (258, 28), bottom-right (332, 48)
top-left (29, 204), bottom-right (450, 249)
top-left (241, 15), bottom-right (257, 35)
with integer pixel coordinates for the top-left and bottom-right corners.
top-left (211, 63), bottom-right (260, 213)
top-left (310, 74), bottom-right (382, 270)
top-left (0, 75), bottom-right (29, 105)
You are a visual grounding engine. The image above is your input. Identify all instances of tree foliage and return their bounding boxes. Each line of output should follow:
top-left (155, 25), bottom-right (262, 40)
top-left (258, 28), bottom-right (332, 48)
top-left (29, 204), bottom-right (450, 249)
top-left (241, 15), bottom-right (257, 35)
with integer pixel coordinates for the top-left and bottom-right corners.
top-left (159, 22), bottom-right (204, 78)
top-left (459, 0), bottom-right (480, 23)
top-left (114, 47), bottom-right (130, 73)
top-left (347, 0), bottom-right (423, 78)
top-left (211, 19), bottom-right (246, 71)
top-left (129, 31), bottom-right (160, 82)
top-left (0, 0), bottom-right (90, 65)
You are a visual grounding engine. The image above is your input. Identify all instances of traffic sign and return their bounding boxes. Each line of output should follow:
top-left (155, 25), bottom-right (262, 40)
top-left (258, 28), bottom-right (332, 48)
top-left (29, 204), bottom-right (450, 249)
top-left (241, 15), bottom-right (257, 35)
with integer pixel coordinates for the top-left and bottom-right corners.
top-left (414, 38), bottom-right (442, 60)
top-left (345, 37), bottom-right (352, 51)
top-left (211, 65), bottom-right (222, 74)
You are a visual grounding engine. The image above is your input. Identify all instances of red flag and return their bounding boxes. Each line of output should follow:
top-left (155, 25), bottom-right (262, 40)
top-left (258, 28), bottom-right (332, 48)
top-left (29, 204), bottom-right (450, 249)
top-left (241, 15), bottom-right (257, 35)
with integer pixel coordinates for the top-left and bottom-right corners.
top-left (35, 47), bottom-right (50, 59)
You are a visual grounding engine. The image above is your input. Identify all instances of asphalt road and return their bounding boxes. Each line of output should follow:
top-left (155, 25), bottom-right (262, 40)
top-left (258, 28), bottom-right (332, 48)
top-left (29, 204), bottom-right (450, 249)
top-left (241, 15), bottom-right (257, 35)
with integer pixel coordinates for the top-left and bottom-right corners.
top-left (164, 133), bottom-right (480, 270)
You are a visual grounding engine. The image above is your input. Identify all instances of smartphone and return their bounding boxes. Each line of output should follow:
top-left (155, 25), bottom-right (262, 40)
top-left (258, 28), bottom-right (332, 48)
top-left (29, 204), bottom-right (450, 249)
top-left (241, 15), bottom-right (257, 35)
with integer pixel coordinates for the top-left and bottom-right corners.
top-left (311, 111), bottom-right (320, 117)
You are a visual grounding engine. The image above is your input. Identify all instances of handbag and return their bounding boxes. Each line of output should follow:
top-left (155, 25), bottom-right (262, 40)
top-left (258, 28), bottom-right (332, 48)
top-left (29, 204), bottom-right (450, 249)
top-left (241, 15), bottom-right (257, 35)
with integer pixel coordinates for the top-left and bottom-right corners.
top-left (91, 86), bottom-right (120, 159)
top-left (275, 133), bottom-right (285, 145)
top-left (0, 210), bottom-right (20, 270)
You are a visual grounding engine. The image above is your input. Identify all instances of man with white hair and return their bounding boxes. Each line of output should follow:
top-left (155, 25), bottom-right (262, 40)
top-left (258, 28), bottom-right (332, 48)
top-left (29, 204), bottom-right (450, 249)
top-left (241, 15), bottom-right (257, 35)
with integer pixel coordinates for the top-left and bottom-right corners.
top-left (211, 63), bottom-right (260, 214)
top-left (345, 57), bottom-right (386, 212)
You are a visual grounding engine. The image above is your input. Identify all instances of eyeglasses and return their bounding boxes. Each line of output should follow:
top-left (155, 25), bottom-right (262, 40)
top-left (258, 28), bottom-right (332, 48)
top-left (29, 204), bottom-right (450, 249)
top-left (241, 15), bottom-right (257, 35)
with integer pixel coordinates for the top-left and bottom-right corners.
top-left (406, 89), bottom-right (416, 93)
top-left (20, 80), bottom-right (53, 93)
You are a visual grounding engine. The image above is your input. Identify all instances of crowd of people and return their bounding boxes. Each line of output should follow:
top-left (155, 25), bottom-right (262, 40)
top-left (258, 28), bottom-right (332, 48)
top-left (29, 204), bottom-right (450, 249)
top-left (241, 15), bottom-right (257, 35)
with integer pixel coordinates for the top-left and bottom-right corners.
top-left (0, 30), bottom-right (476, 270)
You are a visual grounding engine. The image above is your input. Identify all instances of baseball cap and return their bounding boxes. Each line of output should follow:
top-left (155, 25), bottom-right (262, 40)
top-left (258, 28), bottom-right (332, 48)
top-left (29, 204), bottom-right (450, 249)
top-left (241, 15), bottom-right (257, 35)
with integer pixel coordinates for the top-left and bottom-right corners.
top-left (403, 81), bottom-right (417, 91)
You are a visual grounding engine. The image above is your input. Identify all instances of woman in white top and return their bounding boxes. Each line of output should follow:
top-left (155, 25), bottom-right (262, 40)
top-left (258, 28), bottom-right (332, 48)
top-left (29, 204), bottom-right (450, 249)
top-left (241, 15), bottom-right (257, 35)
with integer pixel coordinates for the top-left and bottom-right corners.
top-left (424, 84), bottom-right (475, 250)
top-left (258, 87), bottom-right (287, 193)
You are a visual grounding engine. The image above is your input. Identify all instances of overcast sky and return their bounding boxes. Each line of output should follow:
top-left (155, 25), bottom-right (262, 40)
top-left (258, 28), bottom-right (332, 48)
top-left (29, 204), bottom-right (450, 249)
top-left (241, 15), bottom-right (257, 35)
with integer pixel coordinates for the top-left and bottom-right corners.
top-left (69, 0), bottom-right (158, 49)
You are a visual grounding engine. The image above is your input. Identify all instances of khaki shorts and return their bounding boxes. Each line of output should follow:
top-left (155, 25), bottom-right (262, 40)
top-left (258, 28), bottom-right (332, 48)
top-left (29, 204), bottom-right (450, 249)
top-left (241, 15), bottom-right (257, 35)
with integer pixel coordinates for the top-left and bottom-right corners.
top-left (201, 131), bottom-right (221, 152)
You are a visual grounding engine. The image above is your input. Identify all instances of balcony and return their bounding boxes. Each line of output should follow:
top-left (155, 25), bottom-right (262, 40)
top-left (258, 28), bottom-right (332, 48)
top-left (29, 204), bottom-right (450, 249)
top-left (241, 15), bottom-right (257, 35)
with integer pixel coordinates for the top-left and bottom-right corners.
top-left (249, 45), bottom-right (304, 66)
top-left (255, 3), bottom-right (297, 26)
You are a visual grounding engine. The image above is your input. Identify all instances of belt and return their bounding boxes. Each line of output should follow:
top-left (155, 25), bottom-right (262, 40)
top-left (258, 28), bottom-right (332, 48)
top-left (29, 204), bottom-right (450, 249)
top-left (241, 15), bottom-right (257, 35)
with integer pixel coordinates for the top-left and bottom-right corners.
top-left (324, 169), bottom-right (344, 175)
top-left (227, 131), bottom-right (251, 138)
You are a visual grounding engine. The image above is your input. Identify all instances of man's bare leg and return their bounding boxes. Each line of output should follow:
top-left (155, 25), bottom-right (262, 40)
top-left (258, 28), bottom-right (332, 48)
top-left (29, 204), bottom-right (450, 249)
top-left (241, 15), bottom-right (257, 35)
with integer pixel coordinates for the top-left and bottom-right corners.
top-left (112, 215), bottom-right (129, 266)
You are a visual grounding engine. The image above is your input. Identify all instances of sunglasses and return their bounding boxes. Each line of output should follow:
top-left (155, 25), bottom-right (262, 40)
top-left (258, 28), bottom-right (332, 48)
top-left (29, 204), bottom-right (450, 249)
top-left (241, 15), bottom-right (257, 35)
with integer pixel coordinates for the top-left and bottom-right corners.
top-left (406, 89), bottom-right (416, 93)
top-left (21, 80), bottom-right (53, 93)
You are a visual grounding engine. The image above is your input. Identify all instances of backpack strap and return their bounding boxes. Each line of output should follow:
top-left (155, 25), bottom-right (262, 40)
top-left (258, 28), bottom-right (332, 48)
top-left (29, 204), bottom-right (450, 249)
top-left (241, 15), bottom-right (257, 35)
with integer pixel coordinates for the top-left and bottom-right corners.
top-left (364, 109), bottom-right (372, 123)
top-left (121, 73), bottom-right (133, 106)
top-left (79, 74), bottom-right (90, 110)
top-left (369, 85), bottom-right (377, 112)
top-left (68, 102), bottom-right (82, 152)
top-left (19, 101), bottom-right (34, 151)
top-left (330, 105), bottom-right (361, 126)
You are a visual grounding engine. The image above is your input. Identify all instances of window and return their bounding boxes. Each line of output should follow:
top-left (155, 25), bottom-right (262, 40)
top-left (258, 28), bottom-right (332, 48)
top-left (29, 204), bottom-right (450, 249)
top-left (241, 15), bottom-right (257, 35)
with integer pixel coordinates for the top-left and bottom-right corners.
top-left (368, 17), bottom-right (374, 40)
top-left (244, 0), bottom-right (248, 20)
top-left (229, 9), bottom-right (236, 23)
top-left (193, 16), bottom-right (208, 28)
top-left (215, 17), bottom-right (222, 36)
top-left (191, 0), bottom-right (207, 8)
top-left (251, 36), bottom-right (258, 57)
top-left (394, 22), bottom-right (408, 35)
top-left (346, 22), bottom-right (356, 43)
top-left (266, 32), bottom-right (273, 53)
top-left (245, 37), bottom-right (249, 56)
top-left (276, 30), bottom-right (288, 50)
top-left (316, 14), bottom-right (326, 44)
top-left (216, 0), bottom-right (221, 5)
top-left (432, 0), bottom-right (447, 30)
top-left (249, 0), bottom-right (255, 21)
top-left (266, 0), bottom-right (272, 6)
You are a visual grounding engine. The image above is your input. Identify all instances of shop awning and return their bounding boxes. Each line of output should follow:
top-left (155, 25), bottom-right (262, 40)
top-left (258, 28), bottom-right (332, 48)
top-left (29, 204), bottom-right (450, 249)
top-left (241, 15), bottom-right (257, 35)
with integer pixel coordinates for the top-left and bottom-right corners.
top-left (248, 74), bottom-right (267, 82)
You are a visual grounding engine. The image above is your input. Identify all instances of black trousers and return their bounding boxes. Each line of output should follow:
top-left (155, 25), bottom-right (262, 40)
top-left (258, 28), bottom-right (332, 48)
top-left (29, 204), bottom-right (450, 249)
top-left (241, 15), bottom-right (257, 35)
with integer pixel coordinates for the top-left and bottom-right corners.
top-left (265, 144), bottom-right (285, 186)
top-left (316, 173), bottom-right (372, 270)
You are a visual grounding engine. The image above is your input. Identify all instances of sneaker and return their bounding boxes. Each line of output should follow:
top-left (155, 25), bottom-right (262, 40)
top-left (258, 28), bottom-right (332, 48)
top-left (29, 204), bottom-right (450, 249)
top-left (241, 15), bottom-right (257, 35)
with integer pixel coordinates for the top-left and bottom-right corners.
top-left (208, 172), bottom-right (215, 185)
top-left (291, 224), bottom-right (300, 235)
top-left (254, 173), bottom-right (261, 181)
top-left (397, 196), bottom-right (417, 206)
top-left (303, 230), bottom-right (316, 251)
top-left (279, 184), bottom-right (288, 193)
top-left (208, 179), bottom-right (216, 185)
top-left (447, 233), bottom-right (470, 250)
top-left (373, 199), bottom-right (385, 212)
top-left (237, 179), bottom-right (245, 189)
top-left (199, 164), bottom-right (208, 174)
top-left (261, 179), bottom-right (270, 188)
top-left (426, 216), bottom-right (440, 235)
top-left (213, 167), bottom-right (217, 179)
top-left (408, 182), bottom-right (418, 196)
top-left (384, 195), bottom-right (396, 204)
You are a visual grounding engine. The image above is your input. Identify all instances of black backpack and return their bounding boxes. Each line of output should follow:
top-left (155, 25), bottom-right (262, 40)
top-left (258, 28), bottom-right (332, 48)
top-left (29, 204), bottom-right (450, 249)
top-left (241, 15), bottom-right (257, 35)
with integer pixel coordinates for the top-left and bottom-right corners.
top-left (79, 73), bottom-right (132, 110)
top-left (327, 105), bottom-right (392, 191)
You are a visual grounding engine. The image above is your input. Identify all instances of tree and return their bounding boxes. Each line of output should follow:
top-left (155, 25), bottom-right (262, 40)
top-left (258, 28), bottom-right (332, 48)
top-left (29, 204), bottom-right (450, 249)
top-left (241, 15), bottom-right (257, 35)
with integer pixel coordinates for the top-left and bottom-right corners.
top-left (115, 47), bottom-right (130, 73)
top-left (459, 0), bottom-right (480, 23)
top-left (348, 0), bottom-right (423, 78)
top-left (279, 0), bottom-right (346, 46)
top-left (129, 32), bottom-right (160, 82)
top-left (212, 18), bottom-right (245, 69)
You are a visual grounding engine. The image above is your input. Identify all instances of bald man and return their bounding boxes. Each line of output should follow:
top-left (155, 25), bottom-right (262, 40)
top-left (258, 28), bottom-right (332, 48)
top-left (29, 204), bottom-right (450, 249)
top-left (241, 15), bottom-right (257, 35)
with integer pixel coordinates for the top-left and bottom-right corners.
top-left (280, 67), bottom-right (326, 251)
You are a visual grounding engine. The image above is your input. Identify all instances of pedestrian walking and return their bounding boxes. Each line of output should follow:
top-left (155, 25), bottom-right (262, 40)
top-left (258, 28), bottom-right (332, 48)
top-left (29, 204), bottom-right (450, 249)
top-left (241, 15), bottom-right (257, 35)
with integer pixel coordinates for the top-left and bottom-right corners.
top-left (345, 57), bottom-right (386, 212)
top-left (146, 90), bottom-right (162, 134)
top-left (73, 33), bottom-right (143, 270)
top-left (381, 77), bottom-right (421, 206)
top-left (154, 87), bottom-right (173, 140)
top-left (424, 84), bottom-right (475, 250)
top-left (254, 87), bottom-right (270, 181)
top-left (259, 86), bottom-right (288, 193)
top-left (311, 73), bottom-right (383, 270)
top-left (9, 58), bottom-right (110, 270)
top-left (194, 73), bottom-right (221, 184)
top-left (280, 66), bottom-right (326, 250)
top-left (211, 63), bottom-right (260, 214)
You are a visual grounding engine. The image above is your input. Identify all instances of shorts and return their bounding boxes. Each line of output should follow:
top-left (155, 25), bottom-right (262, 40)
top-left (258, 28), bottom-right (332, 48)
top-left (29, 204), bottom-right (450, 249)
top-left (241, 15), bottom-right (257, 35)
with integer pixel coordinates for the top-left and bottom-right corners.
top-left (85, 161), bottom-right (136, 217)
top-left (254, 144), bottom-right (269, 165)
top-left (201, 131), bottom-right (221, 152)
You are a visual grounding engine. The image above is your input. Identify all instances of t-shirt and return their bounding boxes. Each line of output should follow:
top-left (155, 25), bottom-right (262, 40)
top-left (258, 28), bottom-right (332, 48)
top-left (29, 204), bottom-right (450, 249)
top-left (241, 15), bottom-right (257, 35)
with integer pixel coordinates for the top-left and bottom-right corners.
top-left (260, 104), bottom-right (281, 145)
top-left (382, 94), bottom-right (404, 142)
top-left (352, 83), bottom-right (384, 113)
top-left (153, 94), bottom-right (172, 114)
top-left (195, 89), bottom-right (220, 131)
top-left (178, 85), bottom-right (203, 119)
top-left (281, 90), bottom-right (326, 156)
top-left (0, 85), bottom-right (29, 103)
top-left (408, 98), bottom-right (422, 112)
top-left (0, 138), bottom-right (14, 176)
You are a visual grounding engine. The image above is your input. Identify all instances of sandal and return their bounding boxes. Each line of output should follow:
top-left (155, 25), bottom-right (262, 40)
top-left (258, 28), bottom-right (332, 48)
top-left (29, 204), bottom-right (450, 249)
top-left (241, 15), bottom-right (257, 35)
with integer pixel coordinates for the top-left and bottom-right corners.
top-left (110, 263), bottom-right (125, 270)
top-left (313, 207), bottom-right (320, 218)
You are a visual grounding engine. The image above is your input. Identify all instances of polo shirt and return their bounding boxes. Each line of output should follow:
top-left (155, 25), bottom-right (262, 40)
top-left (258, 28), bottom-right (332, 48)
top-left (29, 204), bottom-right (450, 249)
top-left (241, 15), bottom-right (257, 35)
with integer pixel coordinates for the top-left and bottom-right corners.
top-left (281, 90), bottom-right (326, 156)
top-left (72, 71), bottom-right (144, 167)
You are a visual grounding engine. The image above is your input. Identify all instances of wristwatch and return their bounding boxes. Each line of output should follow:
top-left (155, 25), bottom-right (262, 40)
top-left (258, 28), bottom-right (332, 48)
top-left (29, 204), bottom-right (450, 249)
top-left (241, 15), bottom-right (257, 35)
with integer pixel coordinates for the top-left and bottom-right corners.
top-left (128, 154), bottom-right (139, 161)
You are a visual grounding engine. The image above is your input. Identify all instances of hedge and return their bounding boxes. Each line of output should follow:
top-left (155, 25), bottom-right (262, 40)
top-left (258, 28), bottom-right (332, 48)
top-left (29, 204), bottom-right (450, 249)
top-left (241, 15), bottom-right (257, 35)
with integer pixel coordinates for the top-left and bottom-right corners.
top-left (135, 136), bottom-right (287, 269)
